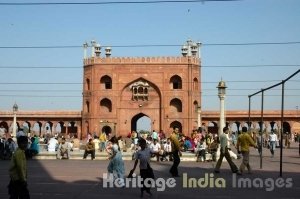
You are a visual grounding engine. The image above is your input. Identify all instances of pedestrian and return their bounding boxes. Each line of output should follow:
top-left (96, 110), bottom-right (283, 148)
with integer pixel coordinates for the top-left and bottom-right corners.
top-left (8, 136), bottom-right (30, 199)
top-left (86, 133), bottom-right (92, 143)
top-left (107, 136), bottom-right (125, 186)
top-left (196, 139), bottom-right (207, 162)
top-left (151, 130), bottom-right (158, 141)
top-left (269, 130), bottom-right (278, 158)
top-left (208, 139), bottom-right (218, 161)
top-left (5, 138), bottom-right (17, 160)
top-left (16, 128), bottom-right (26, 138)
top-left (162, 138), bottom-right (173, 161)
top-left (236, 127), bottom-right (257, 175)
top-left (158, 130), bottom-right (166, 141)
top-left (27, 136), bottom-right (39, 159)
top-left (47, 136), bottom-right (58, 152)
top-left (169, 127), bottom-right (182, 177)
top-left (83, 138), bottom-right (95, 160)
top-left (99, 132), bottom-right (107, 152)
top-left (256, 131), bottom-right (263, 155)
top-left (57, 137), bottom-right (71, 159)
top-left (130, 138), bottom-right (153, 198)
top-left (92, 135), bottom-right (100, 152)
top-left (149, 139), bottom-right (161, 161)
top-left (214, 127), bottom-right (238, 173)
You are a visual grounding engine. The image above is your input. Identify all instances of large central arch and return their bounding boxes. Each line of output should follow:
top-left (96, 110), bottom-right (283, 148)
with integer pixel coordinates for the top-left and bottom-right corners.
top-left (131, 113), bottom-right (151, 132)
top-left (119, 77), bottom-right (162, 135)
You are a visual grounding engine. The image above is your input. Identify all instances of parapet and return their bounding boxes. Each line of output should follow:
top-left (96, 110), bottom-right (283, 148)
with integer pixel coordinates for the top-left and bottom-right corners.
top-left (83, 56), bottom-right (200, 66)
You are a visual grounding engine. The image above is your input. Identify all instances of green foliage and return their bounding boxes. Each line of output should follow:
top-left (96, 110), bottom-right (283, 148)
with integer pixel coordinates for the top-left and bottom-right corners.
top-left (138, 130), bottom-right (150, 135)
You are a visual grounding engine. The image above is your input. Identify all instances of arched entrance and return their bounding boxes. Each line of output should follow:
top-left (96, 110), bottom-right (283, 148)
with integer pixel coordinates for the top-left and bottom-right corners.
top-left (118, 77), bottom-right (162, 136)
top-left (283, 122), bottom-right (291, 134)
top-left (292, 122), bottom-right (300, 134)
top-left (102, 126), bottom-right (112, 136)
top-left (131, 113), bottom-right (151, 133)
top-left (208, 121), bottom-right (218, 135)
top-left (170, 121), bottom-right (182, 133)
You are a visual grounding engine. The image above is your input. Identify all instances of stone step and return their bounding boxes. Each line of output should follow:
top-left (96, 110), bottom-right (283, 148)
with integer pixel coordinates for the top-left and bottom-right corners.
top-left (32, 150), bottom-right (202, 161)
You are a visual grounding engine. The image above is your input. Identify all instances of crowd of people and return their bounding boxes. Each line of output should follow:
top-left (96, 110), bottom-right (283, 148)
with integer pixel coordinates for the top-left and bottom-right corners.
top-left (1, 126), bottom-right (296, 163)
top-left (2, 125), bottom-right (299, 198)
top-left (0, 128), bottom-right (40, 160)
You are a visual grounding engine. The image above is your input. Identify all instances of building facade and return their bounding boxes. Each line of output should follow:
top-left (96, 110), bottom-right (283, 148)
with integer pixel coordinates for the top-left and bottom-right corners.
top-left (1, 41), bottom-right (299, 140)
top-left (82, 40), bottom-right (201, 137)
top-left (1, 110), bottom-right (299, 140)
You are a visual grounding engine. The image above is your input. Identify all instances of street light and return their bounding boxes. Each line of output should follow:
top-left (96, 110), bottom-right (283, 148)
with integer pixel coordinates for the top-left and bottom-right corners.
top-left (217, 80), bottom-right (227, 136)
top-left (197, 106), bottom-right (202, 128)
top-left (12, 103), bottom-right (18, 137)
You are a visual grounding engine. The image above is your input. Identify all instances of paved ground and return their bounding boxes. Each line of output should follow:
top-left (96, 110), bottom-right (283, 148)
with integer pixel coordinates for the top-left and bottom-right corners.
top-left (0, 143), bottom-right (299, 199)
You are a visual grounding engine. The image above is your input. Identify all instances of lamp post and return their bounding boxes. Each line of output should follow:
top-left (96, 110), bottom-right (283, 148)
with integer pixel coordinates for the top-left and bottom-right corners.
top-left (197, 106), bottom-right (202, 128)
top-left (12, 103), bottom-right (18, 137)
top-left (217, 80), bottom-right (227, 136)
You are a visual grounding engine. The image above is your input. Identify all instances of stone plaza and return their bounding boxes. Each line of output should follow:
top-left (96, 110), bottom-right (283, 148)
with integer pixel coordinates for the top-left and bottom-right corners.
top-left (0, 143), bottom-right (299, 199)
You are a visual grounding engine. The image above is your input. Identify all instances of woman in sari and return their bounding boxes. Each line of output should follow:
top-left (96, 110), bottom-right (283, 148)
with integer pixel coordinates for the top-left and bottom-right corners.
top-left (107, 136), bottom-right (125, 187)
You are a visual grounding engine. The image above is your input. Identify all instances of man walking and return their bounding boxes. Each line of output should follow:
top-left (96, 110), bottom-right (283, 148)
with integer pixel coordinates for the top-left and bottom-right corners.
top-left (269, 130), bottom-right (278, 158)
top-left (214, 127), bottom-right (238, 173)
top-left (256, 131), bottom-right (263, 155)
top-left (169, 127), bottom-right (182, 177)
top-left (237, 127), bottom-right (257, 175)
top-left (8, 136), bottom-right (30, 199)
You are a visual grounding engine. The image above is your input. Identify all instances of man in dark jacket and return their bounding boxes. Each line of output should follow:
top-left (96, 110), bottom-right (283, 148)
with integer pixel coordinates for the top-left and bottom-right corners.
top-left (83, 138), bottom-right (95, 160)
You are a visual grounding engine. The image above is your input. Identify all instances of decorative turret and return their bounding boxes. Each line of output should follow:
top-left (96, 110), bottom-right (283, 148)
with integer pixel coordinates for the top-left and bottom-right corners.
top-left (83, 40), bottom-right (112, 59)
top-left (181, 39), bottom-right (201, 58)
top-left (181, 45), bottom-right (188, 57)
top-left (91, 40), bottom-right (96, 57)
top-left (95, 43), bottom-right (101, 57)
top-left (83, 42), bottom-right (88, 59)
top-left (105, 47), bottom-right (111, 57)
top-left (191, 42), bottom-right (198, 56)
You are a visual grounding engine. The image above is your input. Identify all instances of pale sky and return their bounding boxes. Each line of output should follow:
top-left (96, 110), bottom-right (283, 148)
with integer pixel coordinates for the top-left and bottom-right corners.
top-left (0, 0), bottom-right (299, 112)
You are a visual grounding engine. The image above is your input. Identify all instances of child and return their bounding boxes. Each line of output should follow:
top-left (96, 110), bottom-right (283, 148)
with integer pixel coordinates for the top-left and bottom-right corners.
top-left (130, 138), bottom-right (154, 198)
top-left (8, 136), bottom-right (30, 199)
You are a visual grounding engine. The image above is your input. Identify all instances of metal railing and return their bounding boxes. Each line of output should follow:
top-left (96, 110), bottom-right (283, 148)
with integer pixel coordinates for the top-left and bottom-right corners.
top-left (248, 69), bottom-right (300, 177)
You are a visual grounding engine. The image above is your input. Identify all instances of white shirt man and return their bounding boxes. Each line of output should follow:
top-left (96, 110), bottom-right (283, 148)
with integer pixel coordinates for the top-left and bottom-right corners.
top-left (162, 139), bottom-right (172, 161)
top-left (150, 141), bottom-right (161, 153)
top-left (163, 141), bottom-right (172, 153)
top-left (269, 132), bottom-right (278, 142)
top-left (269, 131), bottom-right (278, 157)
top-left (226, 133), bottom-right (237, 159)
top-left (48, 137), bottom-right (58, 152)
top-left (150, 140), bottom-right (161, 161)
